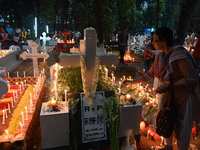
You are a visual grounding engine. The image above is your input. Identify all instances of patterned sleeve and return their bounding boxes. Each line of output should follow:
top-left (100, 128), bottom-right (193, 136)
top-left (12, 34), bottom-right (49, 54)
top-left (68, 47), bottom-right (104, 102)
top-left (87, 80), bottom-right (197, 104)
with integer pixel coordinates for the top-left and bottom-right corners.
top-left (175, 58), bottom-right (199, 88)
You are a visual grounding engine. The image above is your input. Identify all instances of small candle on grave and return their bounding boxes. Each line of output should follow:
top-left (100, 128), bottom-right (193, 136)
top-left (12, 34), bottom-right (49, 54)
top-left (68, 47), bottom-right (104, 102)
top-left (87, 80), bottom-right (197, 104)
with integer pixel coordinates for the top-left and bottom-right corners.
top-left (29, 100), bottom-right (32, 113)
top-left (125, 94), bottom-right (131, 100)
top-left (19, 122), bottom-right (23, 135)
top-left (21, 82), bottom-right (24, 90)
top-left (147, 130), bottom-right (150, 138)
top-left (43, 68), bottom-right (45, 76)
top-left (7, 72), bottom-right (10, 78)
top-left (21, 111), bottom-right (24, 126)
top-left (160, 136), bottom-right (164, 146)
top-left (23, 80), bottom-right (26, 87)
top-left (25, 106), bottom-right (28, 120)
top-left (30, 93), bottom-right (32, 100)
top-left (5, 108), bottom-right (8, 118)
top-left (104, 67), bottom-right (108, 78)
top-left (64, 89), bottom-right (67, 103)
top-left (23, 71), bottom-right (26, 78)
top-left (2, 109), bottom-right (5, 124)
top-left (123, 76), bottom-right (126, 80)
top-left (34, 70), bottom-right (36, 77)
top-left (51, 99), bottom-right (57, 107)
top-left (8, 103), bottom-right (10, 113)
top-left (5, 129), bottom-right (9, 138)
top-left (17, 71), bottom-right (19, 78)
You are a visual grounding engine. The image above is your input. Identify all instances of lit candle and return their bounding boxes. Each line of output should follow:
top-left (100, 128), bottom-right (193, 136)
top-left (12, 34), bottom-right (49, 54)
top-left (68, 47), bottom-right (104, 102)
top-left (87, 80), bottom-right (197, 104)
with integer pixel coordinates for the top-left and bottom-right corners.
top-left (21, 111), bottom-right (24, 126)
top-left (29, 100), bottom-right (32, 113)
top-left (2, 109), bottom-right (5, 124)
top-left (43, 68), bottom-right (45, 76)
top-left (8, 103), bottom-right (10, 113)
top-left (125, 94), bottom-right (131, 100)
top-left (160, 136), bottom-right (164, 146)
top-left (19, 122), bottom-right (23, 135)
top-left (51, 99), bottom-right (57, 107)
top-left (23, 71), bottom-right (26, 78)
top-left (147, 130), bottom-right (150, 138)
top-left (17, 71), bottom-right (19, 78)
top-left (123, 76), bottom-right (126, 80)
top-left (5, 129), bottom-right (9, 138)
top-left (7, 72), bottom-right (10, 78)
top-left (24, 80), bottom-right (26, 87)
top-left (5, 108), bottom-right (8, 118)
top-left (25, 106), bottom-right (28, 120)
top-left (21, 82), bottom-right (24, 90)
top-left (105, 67), bottom-right (108, 78)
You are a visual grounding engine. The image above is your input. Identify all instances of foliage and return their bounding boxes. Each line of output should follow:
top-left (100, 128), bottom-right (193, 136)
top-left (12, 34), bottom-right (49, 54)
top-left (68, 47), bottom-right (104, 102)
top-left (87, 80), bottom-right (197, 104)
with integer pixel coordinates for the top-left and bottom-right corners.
top-left (112, 63), bottom-right (137, 73)
top-left (68, 98), bottom-right (80, 150)
top-left (58, 66), bottom-right (111, 94)
top-left (101, 96), bottom-right (121, 150)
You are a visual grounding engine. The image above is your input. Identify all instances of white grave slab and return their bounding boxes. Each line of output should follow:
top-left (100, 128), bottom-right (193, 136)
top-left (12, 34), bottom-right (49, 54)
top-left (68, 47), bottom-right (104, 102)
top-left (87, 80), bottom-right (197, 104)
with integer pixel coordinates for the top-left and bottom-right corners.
top-left (40, 103), bottom-right (69, 149)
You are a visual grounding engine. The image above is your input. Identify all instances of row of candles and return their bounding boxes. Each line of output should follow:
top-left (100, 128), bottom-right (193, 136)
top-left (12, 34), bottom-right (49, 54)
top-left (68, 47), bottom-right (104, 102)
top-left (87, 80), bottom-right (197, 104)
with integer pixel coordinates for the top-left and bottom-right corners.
top-left (2, 73), bottom-right (44, 139)
top-left (7, 69), bottom-right (45, 78)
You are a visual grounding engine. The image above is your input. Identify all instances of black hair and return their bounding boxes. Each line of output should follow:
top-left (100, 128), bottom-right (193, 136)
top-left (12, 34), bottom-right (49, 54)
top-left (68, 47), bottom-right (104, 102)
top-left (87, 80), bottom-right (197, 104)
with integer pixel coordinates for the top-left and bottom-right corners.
top-left (154, 26), bottom-right (174, 47)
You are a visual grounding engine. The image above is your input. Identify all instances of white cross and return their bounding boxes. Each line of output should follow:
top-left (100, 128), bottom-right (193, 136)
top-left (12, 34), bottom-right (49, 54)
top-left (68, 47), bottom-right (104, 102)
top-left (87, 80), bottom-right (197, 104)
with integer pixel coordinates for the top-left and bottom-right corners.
top-left (59, 28), bottom-right (118, 92)
top-left (20, 40), bottom-right (49, 76)
top-left (40, 32), bottom-right (51, 48)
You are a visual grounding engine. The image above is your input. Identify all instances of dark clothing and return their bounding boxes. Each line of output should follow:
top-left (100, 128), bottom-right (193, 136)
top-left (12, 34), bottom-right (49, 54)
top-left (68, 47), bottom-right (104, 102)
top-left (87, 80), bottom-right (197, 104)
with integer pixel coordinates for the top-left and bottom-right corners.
top-left (118, 32), bottom-right (128, 63)
top-left (0, 33), bottom-right (12, 49)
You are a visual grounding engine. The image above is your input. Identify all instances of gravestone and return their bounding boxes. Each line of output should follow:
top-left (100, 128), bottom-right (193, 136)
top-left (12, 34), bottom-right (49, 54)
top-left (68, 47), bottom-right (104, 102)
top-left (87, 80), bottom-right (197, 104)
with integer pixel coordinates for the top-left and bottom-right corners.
top-left (40, 32), bottom-right (51, 48)
top-left (0, 79), bottom-right (8, 98)
top-left (20, 41), bottom-right (49, 76)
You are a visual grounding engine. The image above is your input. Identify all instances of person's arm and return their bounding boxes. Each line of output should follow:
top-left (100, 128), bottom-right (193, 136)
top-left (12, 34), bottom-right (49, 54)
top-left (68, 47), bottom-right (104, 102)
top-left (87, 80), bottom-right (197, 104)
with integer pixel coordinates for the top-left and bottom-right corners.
top-left (155, 58), bottom-right (199, 94)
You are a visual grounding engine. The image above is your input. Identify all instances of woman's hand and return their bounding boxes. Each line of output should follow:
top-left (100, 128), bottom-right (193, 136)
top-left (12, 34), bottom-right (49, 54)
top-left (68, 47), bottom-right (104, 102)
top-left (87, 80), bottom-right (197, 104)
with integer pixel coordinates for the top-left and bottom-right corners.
top-left (155, 84), bottom-right (170, 94)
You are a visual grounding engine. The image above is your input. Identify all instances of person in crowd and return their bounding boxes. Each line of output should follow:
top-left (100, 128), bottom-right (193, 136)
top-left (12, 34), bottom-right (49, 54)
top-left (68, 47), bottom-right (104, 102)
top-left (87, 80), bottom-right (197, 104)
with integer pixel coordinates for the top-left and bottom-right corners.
top-left (123, 26), bottom-right (200, 150)
top-left (74, 30), bottom-right (81, 44)
top-left (192, 31), bottom-right (200, 65)
top-left (5, 24), bottom-right (14, 38)
top-left (0, 27), bottom-right (12, 49)
top-left (189, 32), bottom-right (195, 51)
top-left (143, 44), bottom-right (155, 72)
top-left (0, 66), bottom-right (8, 78)
top-left (117, 28), bottom-right (128, 63)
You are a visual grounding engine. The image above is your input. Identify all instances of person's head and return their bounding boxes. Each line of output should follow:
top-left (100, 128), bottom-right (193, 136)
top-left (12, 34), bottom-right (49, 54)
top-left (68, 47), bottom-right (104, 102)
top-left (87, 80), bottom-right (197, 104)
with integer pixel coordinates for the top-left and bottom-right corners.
top-left (153, 26), bottom-right (174, 50)
top-left (0, 27), bottom-right (8, 33)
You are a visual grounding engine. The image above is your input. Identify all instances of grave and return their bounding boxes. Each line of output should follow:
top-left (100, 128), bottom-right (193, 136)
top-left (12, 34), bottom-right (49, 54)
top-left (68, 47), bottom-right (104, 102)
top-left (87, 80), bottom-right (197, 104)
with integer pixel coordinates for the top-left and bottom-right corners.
top-left (20, 40), bottom-right (49, 76)
top-left (40, 28), bottom-right (142, 149)
top-left (56, 28), bottom-right (75, 52)
top-left (40, 32), bottom-right (51, 49)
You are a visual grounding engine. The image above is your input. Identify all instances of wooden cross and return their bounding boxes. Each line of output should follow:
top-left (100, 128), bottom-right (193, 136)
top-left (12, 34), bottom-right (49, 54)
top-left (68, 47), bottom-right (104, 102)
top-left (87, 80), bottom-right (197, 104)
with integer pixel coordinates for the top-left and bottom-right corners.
top-left (59, 28), bottom-right (118, 92)
top-left (20, 40), bottom-right (49, 76)
top-left (0, 79), bottom-right (8, 98)
top-left (40, 32), bottom-right (51, 48)
top-left (60, 28), bottom-right (71, 43)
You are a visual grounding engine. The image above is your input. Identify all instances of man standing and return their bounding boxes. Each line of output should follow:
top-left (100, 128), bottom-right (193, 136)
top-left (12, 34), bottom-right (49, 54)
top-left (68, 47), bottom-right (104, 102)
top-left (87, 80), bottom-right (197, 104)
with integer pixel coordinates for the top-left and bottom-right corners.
top-left (6, 24), bottom-right (14, 38)
top-left (118, 29), bottom-right (128, 63)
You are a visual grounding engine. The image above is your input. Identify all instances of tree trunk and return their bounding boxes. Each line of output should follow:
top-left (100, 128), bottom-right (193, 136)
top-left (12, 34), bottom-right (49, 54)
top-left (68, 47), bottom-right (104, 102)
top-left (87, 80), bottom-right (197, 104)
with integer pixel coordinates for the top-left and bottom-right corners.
top-left (155, 0), bottom-right (160, 28)
top-left (94, 0), bottom-right (103, 44)
top-left (175, 0), bottom-right (198, 45)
